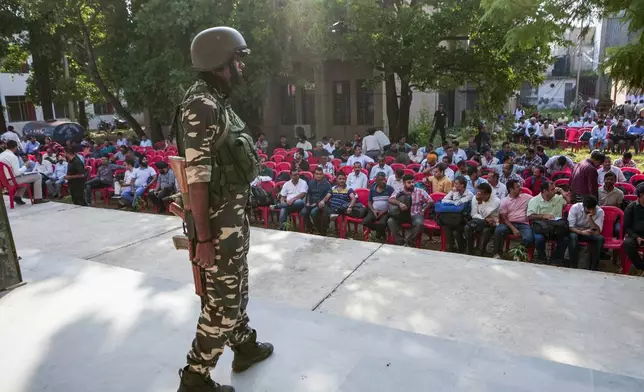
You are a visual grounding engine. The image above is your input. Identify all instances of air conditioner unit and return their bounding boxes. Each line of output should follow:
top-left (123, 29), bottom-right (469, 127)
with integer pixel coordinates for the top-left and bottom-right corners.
top-left (293, 124), bottom-right (314, 140)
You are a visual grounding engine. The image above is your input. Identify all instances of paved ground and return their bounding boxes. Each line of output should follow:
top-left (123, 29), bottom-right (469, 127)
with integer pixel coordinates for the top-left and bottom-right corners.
top-left (4, 201), bottom-right (644, 390)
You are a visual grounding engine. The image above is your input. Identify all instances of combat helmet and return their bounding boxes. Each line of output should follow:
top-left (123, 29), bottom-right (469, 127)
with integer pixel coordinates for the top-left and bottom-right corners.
top-left (190, 26), bottom-right (250, 71)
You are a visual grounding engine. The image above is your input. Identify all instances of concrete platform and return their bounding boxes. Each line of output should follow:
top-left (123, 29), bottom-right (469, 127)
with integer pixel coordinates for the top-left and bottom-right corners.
top-left (2, 252), bottom-right (643, 392)
top-left (5, 201), bottom-right (644, 390)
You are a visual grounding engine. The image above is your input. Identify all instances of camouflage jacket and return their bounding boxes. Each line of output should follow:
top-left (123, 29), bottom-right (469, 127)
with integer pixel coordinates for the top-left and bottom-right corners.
top-left (179, 81), bottom-right (259, 205)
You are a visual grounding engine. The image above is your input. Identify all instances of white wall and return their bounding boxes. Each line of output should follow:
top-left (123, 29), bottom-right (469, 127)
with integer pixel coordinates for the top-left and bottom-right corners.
top-left (537, 78), bottom-right (576, 109)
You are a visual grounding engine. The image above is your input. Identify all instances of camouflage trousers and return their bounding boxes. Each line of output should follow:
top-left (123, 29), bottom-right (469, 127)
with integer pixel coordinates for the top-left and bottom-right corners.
top-left (186, 188), bottom-right (253, 376)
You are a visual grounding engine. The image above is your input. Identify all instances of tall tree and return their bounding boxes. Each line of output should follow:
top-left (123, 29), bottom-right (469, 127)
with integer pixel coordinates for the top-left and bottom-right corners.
top-left (323, 0), bottom-right (552, 139)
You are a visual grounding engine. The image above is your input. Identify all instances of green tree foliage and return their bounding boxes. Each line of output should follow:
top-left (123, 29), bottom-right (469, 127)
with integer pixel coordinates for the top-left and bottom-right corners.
top-left (322, 0), bottom-right (552, 140)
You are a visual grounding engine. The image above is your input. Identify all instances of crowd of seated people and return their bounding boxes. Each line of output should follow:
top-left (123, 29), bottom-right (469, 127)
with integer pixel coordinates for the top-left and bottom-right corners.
top-left (0, 129), bottom-right (177, 211)
top-left (253, 125), bottom-right (644, 276)
top-left (511, 102), bottom-right (644, 154)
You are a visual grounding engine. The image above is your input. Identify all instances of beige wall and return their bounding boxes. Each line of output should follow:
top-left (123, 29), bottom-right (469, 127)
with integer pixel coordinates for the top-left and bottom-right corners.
top-left (260, 60), bottom-right (385, 147)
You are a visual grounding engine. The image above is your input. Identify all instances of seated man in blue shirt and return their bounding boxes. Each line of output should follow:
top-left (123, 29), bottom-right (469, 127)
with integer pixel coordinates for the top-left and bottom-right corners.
top-left (24, 136), bottom-right (41, 154)
top-left (626, 118), bottom-right (644, 153)
top-left (301, 167), bottom-right (332, 234)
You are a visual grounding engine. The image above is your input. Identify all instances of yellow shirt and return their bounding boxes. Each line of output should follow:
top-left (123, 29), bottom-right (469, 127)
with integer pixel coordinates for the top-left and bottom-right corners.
top-left (429, 175), bottom-right (452, 194)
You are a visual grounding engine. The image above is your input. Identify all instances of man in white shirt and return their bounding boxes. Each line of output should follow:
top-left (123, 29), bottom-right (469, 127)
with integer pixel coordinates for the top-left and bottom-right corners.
top-left (464, 182), bottom-right (500, 256)
top-left (33, 153), bottom-right (54, 190)
top-left (452, 141), bottom-right (468, 163)
top-left (119, 156), bottom-right (156, 208)
top-left (322, 137), bottom-right (334, 154)
top-left (387, 168), bottom-right (405, 191)
top-left (373, 129), bottom-right (391, 151)
top-left (596, 156), bottom-right (626, 184)
top-left (275, 167), bottom-right (308, 229)
top-left (1, 126), bottom-right (23, 152)
top-left (139, 134), bottom-right (153, 147)
top-left (0, 140), bottom-right (47, 204)
top-left (487, 172), bottom-right (508, 200)
top-left (589, 119), bottom-right (609, 152)
top-left (347, 162), bottom-right (368, 189)
top-left (537, 120), bottom-right (556, 148)
top-left (346, 146), bottom-right (374, 169)
top-left (296, 136), bottom-right (313, 151)
top-left (116, 132), bottom-right (129, 147)
top-left (408, 144), bottom-right (424, 164)
top-left (523, 117), bottom-right (540, 138)
top-left (369, 156), bottom-right (393, 180)
top-left (567, 196), bottom-right (605, 270)
top-left (514, 104), bottom-right (525, 121)
top-left (582, 118), bottom-right (596, 127)
top-left (362, 128), bottom-right (383, 161)
top-left (481, 149), bottom-right (499, 167)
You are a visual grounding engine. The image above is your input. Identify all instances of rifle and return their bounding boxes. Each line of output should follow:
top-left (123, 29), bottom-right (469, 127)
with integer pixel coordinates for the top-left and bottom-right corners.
top-left (168, 156), bottom-right (206, 298)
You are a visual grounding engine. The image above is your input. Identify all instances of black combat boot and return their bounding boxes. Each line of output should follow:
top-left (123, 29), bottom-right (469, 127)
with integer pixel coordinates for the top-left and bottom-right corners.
top-left (177, 366), bottom-right (234, 392)
top-left (231, 329), bottom-right (274, 373)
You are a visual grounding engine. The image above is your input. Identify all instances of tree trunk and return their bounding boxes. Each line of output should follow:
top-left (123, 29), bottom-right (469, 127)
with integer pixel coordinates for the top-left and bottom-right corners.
top-left (77, 101), bottom-right (88, 131)
top-left (151, 117), bottom-right (164, 143)
top-left (30, 51), bottom-right (55, 120)
top-left (384, 73), bottom-right (400, 141)
top-left (397, 78), bottom-right (413, 138)
top-left (0, 104), bottom-right (7, 133)
top-left (77, 11), bottom-right (145, 138)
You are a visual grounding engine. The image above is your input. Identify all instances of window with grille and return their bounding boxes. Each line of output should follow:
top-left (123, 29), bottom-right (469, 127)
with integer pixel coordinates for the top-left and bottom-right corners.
top-left (93, 102), bottom-right (114, 116)
top-left (280, 84), bottom-right (297, 125)
top-left (333, 81), bottom-right (351, 125)
top-left (302, 85), bottom-right (315, 125)
top-left (356, 80), bottom-right (374, 125)
top-left (5, 96), bottom-right (35, 122)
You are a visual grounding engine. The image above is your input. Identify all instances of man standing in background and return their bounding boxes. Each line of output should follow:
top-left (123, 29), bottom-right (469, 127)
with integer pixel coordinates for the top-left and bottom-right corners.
top-left (429, 103), bottom-right (448, 144)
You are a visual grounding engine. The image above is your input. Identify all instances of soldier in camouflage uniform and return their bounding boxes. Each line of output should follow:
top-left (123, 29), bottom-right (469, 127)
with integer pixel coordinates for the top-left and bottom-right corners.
top-left (176, 27), bottom-right (273, 392)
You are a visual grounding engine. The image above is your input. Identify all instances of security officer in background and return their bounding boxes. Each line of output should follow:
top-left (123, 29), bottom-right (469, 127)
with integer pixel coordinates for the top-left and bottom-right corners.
top-left (176, 26), bottom-right (273, 392)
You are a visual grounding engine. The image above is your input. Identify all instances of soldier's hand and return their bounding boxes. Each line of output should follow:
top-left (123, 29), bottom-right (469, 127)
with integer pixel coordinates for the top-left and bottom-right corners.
top-left (194, 239), bottom-right (220, 269)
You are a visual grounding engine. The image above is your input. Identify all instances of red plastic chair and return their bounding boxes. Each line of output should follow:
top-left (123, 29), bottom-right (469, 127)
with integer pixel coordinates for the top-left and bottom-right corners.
top-left (403, 169), bottom-right (416, 176)
top-left (270, 155), bottom-right (284, 164)
top-left (340, 188), bottom-right (370, 239)
top-left (331, 159), bottom-right (342, 169)
top-left (390, 163), bottom-right (406, 172)
top-left (554, 179), bottom-right (570, 188)
top-left (309, 164), bottom-right (319, 173)
top-left (0, 162), bottom-right (35, 208)
top-left (414, 173), bottom-right (427, 182)
top-left (255, 181), bottom-right (276, 228)
top-left (308, 156), bottom-right (319, 165)
top-left (258, 154), bottom-right (268, 161)
top-left (620, 167), bottom-right (642, 175)
top-left (615, 182), bottom-right (635, 195)
top-left (271, 148), bottom-right (285, 155)
top-left (430, 192), bottom-right (446, 203)
top-left (564, 128), bottom-right (581, 152)
top-left (384, 156), bottom-right (395, 165)
top-left (299, 171), bottom-right (313, 181)
top-left (629, 174), bottom-right (644, 188)
top-left (153, 141), bottom-right (165, 150)
top-left (624, 194), bottom-right (637, 202)
top-left (340, 166), bottom-right (354, 176)
top-left (324, 174), bottom-right (334, 183)
top-left (285, 152), bottom-right (296, 163)
top-left (276, 162), bottom-right (291, 172)
top-left (407, 163), bottom-right (421, 172)
top-left (264, 161), bottom-right (276, 170)
top-left (551, 171), bottom-right (571, 181)
top-left (520, 187), bottom-right (533, 196)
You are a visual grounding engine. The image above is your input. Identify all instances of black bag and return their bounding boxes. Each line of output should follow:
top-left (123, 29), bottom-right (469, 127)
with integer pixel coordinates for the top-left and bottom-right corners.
top-left (531, 219), bottom-right (569, 237)
top-left (579, 131), bottom-right (591, 141)
top-left (466, 218), bottom-right (490, 233)
top-left (388, 192), bottom-right (412, 219)
top-left (337, 202), bottom-right (367, 218)
top-left (250, 185), bottom-right (274, 207)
